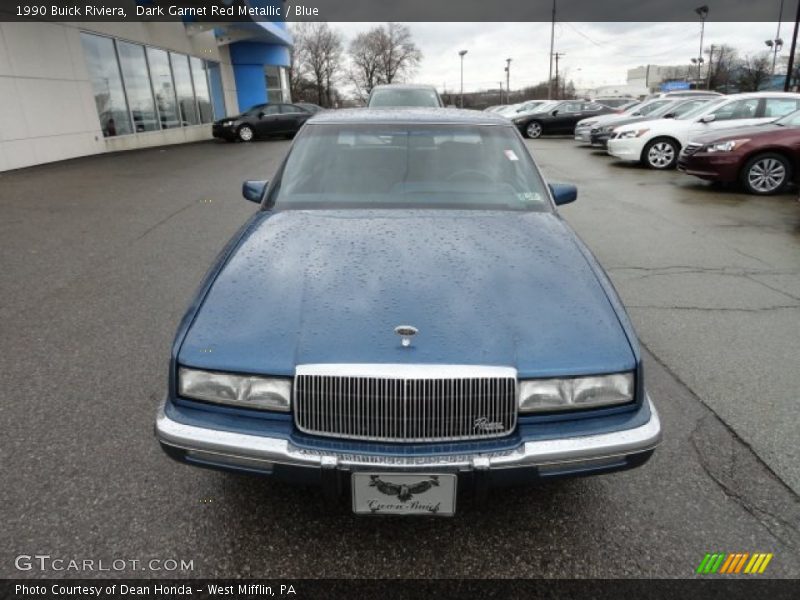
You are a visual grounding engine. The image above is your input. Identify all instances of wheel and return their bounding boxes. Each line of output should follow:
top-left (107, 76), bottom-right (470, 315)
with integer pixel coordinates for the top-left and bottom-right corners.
top-left (642, 138), bottom-right (679, 169)
top-left (237, 125), bottom-right (254, 142)
top-left (525, 121), bottom-right (543, 139)
top-left (741, 153), bottom-right (791, 195)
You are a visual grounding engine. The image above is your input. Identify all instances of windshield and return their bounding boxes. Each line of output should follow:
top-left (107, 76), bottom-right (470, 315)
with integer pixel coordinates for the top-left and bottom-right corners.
top-left (676, 98), bottom-right (726, 120)
top-left (368, 88), bottom-right (442, 108)
top-left (270, 124), bottom-right (550, 212)
top-left (775, 109), bottom-right (800, 127)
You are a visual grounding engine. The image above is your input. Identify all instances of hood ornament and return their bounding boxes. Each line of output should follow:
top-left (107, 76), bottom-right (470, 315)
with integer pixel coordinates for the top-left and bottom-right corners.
top-left (394, 325), bottom-right (418, 347)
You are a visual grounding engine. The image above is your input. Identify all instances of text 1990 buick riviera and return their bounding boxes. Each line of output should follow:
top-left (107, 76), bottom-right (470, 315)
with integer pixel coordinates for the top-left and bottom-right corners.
top-left (155, 108), bottom-right (661, 516)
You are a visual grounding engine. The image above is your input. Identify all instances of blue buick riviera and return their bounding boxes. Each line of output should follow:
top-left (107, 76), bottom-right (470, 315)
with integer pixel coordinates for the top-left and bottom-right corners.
top-left (155, 108), bottom-right (661, 516)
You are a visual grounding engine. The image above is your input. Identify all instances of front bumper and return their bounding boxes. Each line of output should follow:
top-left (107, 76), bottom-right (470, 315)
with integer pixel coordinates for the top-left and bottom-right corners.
top-left (574, 129), bottom-right (592, 143)
top-left (607, 137), bottom-right (644, 161)
top-left (677, 153), bottom-right (741, 182)
top-left (155, 396), bottom-right (661, 487)
top-left (591, 132), bottom-right (611, 147)
top-left (212, 123), bottom-right (237, 140)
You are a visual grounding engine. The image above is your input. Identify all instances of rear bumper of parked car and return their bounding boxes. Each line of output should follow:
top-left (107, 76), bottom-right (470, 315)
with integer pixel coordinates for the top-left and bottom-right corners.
top-left (155, 394), bottom-right (662, 492)
top-left (607, 138), bottom-right (644, 161)
top-left (677, 153), bottom-right (741, 182)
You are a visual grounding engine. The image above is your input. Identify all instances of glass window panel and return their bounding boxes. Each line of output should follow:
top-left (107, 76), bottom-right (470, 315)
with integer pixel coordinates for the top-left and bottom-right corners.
top-left (80, 33), bottom-right (132, 137)
top-left (116, 41), bottom-right (158, 133)
top-left (206, 60), bottom-right (225, 119)
top-left (146, 48), bottom-right (180, 129)
top-left (170, 52), bottom-right (199, 126)
top-left (190, 56), bottom-right (213, 124)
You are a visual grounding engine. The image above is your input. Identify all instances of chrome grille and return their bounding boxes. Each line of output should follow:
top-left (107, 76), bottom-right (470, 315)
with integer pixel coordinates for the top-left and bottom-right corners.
top-left (682, 142), bottom-right (703, 156)
top-left (294, 364), bottom-right (518, 442)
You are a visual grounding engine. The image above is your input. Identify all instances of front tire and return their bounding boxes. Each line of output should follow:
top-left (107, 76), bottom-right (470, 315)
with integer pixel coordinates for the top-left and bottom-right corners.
top-left (741, 153), bottom-right (791, 195)
top-left (237, 125), bottom-right (254, 142)
top-left (642, 138), bottom-right (679, 169)
top-left (525, 121), bottom-right (543, 139)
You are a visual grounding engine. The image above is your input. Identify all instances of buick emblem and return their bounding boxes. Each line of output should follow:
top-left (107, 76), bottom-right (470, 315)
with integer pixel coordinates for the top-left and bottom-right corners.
top-left (394, 325), bottom-right (418, 347)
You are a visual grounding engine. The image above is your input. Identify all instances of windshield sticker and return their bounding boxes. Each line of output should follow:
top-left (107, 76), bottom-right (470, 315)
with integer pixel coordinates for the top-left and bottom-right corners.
top-left (504, 149), bottom-right (519, 161)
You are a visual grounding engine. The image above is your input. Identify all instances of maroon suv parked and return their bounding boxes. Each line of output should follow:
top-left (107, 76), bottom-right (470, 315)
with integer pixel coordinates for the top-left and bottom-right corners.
top-left (677, 110), bottom-right (800, 195)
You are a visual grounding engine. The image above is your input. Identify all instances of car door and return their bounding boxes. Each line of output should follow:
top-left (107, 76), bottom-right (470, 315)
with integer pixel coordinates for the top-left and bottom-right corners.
top-left (687, 97), bottom-right (763, 139)
top-left (278, 104), bottom-right (311, 133)
top-left (253, 104), bottom-right (282, 136)
top-left (551, 101), bottom-right (584, 133)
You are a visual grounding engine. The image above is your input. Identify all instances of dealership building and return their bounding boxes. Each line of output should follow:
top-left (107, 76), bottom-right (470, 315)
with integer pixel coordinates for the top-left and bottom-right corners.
top-left (0, 9), bottom-right (292, 172)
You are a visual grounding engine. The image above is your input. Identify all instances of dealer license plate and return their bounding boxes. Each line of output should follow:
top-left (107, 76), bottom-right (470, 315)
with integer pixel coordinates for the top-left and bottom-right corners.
top-left (351, 473), bottom-right (457, 516)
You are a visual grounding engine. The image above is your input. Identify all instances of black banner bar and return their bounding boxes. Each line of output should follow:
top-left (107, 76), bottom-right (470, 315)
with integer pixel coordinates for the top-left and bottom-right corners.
top-left (0, 0), bottom-right (793, 22)
top-left (2, 579), bottom-right (800, 600)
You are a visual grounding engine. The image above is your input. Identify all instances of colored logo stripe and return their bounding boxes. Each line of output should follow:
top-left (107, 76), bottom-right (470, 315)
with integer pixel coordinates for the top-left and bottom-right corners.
top-left (697, 553), bottom-right (773, 574)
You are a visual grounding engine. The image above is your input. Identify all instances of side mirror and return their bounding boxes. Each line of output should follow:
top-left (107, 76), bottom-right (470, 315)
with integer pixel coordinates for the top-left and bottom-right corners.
top-left (663, 112), bottom-right (676, 119)
top-left (699, 114), bottom-right (716, 123)
top-left (549, 183), bottom-right (578, 206)
top-left (242, 180), bottom-right (268, 204)
top-left (632, 111), bottom-right (641, 116)
top-left (258, 111), bottom-right (266, 119)
top-left (551, 110), bottom-right (559, 116)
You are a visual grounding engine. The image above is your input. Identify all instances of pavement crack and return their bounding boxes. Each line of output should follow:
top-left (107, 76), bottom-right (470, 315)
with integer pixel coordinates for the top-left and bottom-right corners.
top-left (689, 414), bottom-right (800, 548)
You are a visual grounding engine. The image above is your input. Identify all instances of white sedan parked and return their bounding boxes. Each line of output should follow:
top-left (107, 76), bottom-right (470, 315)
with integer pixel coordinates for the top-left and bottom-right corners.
top-left (606, 92), bottom-right (800, 169)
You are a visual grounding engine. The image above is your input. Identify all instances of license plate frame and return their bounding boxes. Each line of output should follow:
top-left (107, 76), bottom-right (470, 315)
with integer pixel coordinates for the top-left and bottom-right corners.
top-left (351, 472), bottom-right (457, 516)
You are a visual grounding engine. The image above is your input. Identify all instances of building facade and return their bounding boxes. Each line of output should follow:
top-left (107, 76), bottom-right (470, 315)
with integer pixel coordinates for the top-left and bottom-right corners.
top-left (0, 13), bottom-right (291, 172)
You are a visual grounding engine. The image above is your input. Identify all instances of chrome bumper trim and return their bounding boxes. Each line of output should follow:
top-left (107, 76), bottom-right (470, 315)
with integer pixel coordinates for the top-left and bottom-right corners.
top-left (156, 396), bottom-right (661, 471)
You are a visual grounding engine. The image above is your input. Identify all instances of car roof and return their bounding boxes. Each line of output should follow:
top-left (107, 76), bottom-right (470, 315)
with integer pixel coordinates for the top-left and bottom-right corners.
top-left (370, 84), bottom-right (439, 91)
top-left (307, 107), bottom-right (513, 125)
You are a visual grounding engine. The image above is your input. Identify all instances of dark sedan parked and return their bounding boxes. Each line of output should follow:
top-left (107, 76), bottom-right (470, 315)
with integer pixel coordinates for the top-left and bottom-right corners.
top-left (513, 101), bottom-right (617, 138)
top-left (212, 103), bottom-right (313, 142)
top-left (678, 110), bottom-right (800, 195)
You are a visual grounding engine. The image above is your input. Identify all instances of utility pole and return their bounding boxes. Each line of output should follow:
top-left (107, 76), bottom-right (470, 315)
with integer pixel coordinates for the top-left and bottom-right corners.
top-left (786, 0), bottom-right (800, 91)
top-left (459, 49), bottom-right (467, 108)
top-left (499, 81), bottom-right (504, 104)
top-left (505, 58), bottom-right (512, 103)
top-left (548, 0), bottom-right (556, 99)
top-left (553, 52), bottom-right (565, 100)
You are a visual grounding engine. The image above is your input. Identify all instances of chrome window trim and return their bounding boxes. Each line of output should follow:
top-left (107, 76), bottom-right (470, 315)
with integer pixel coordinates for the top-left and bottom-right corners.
top-left (295, 363), bottom-right (517, 379)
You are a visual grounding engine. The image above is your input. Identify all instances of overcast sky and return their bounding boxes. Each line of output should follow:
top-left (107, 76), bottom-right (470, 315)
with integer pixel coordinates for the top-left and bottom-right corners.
top-left (331, 21), bottom-right (792, 92)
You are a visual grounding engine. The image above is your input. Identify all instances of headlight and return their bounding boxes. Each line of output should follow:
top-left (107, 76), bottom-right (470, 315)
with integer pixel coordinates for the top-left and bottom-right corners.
top-left (578, 121), bottom-right (596, 128)
top-left (601, 125), bottom-right (615, 133)
top-left (518, 372), bottom-right (634, 413)
top-left (616, 128), bottom-right (649, 139)
top-left (222, 120), bottom-right (234, 127)
top-left (178, 367), bottom-right (291, 412)
top-left (704, 138), bottom-right (749, 153)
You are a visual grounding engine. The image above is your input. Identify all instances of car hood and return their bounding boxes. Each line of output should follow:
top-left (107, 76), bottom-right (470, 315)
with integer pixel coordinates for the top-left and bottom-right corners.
top-left (578, 112), bottom-right (623, 127)
top-left (686, 122), bottom-right (790, 145)
top-left (179, 210), bottom-right (635, 378)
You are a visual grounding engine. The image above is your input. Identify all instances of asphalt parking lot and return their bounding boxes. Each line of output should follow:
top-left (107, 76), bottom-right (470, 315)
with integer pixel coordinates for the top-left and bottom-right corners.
top-left (1, 137), bottom-right (799, 578)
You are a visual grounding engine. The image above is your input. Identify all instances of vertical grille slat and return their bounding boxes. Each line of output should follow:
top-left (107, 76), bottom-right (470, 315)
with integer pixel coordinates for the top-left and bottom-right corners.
top-left (294, 368), bottom-right (517, 443)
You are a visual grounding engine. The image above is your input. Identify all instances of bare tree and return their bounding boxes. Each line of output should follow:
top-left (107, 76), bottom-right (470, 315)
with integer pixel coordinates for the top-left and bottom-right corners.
top-left (375, 23), bottom-right (422, 84)
top-left (737, 52), bottom-right (772, 92)
top-left (706, 44), bottom-right (738, 91)
top-left (292, 22), bottom-right (344, 107)
top-left (348, 28), bottom-right (385, 102)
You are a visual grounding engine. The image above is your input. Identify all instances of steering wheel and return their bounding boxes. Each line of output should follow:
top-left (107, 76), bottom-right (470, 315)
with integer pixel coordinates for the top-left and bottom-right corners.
top-left (446, 169), bottom-right (494, 183)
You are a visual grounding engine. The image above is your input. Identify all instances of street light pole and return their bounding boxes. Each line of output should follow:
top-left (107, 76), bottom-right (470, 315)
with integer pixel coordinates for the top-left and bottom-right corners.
top-left (695, 5), bottom-right (709, 83)
top-left (785, 0), bottom-right (800, 91)
top-left (459, 50), bottom-right (467, 108)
